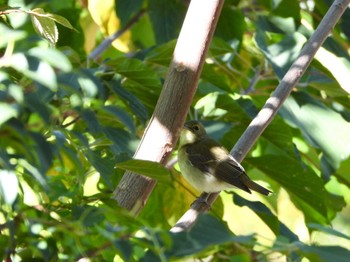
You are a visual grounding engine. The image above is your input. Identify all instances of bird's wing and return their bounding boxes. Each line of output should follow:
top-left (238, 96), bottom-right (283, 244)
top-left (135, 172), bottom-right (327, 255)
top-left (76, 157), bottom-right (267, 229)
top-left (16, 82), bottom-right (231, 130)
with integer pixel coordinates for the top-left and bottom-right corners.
top-left (214, 160), bottom-right (251, 193)
top-left (216, 157), bottom-right (271, 195)
top-left (185, 138), bottom-right (252, 193)
top-left (185, 138), bottom-right (224, 174)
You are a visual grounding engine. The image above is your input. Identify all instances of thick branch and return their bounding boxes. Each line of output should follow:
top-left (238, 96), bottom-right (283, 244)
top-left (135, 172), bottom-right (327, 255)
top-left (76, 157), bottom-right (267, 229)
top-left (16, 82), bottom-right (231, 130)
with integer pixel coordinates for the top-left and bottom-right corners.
top-left (171, 0), bottom-right (350, 233)
top-left (113, 0), bottom-right (225, 215)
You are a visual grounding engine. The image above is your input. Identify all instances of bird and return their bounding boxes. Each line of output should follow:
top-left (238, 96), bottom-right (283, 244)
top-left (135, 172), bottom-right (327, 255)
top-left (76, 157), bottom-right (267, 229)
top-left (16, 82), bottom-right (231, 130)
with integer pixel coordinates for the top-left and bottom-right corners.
top-left (178, 120), bottom-right (271, 196)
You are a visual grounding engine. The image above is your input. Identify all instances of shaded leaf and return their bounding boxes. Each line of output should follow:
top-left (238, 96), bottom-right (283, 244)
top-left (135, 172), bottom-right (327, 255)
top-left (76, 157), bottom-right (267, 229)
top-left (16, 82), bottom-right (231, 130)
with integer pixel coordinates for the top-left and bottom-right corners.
top-left (299, 245), bottom-right (350, 262)
top-left (148, 0), bottom-right (186, 44)
top-left (116, 0), bottom-right (144, 26)
top-left (233, 194), bottom-right (299, 241)
top-left (216, 7), bottom-right (245, 42)
top-left (308, 223), bottom-right (350, 241)
top-left (246, 155), bottom-right (329, 223)
top-left (101, 105), bottom-right (136, 133)
top-left (108, 79), bottom-right (148, 124)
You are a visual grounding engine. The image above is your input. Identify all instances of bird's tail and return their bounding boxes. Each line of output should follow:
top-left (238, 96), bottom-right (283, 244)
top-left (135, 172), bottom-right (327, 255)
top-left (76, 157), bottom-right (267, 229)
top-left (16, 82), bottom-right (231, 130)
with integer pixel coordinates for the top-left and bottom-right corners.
top-left (243, 177), bottom-right (271, 196)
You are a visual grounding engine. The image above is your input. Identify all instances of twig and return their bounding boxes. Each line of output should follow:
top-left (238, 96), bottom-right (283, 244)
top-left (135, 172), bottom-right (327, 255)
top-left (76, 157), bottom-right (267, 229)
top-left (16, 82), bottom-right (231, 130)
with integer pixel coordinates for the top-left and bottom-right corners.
top-left (88, 9), bottom-right (146, 61)
top-left (171, 0), bottom-right (350, 233)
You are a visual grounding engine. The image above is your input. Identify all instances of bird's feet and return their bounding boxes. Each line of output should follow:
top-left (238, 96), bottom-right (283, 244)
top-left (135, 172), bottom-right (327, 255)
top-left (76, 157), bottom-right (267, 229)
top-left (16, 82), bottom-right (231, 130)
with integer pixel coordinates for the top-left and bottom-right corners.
top-left (190, 192), bottom-right (211, 210)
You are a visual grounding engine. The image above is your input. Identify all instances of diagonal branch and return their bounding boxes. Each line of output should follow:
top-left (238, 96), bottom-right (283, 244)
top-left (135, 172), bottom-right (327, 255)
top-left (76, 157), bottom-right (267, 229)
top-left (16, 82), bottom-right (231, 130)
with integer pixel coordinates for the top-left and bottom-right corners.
top-left (171, 0), bottom-right (350, 233)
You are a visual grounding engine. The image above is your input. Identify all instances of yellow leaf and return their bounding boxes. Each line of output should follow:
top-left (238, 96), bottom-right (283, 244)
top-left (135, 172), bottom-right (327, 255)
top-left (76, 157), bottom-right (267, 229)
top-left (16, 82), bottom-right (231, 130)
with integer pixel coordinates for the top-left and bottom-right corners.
top-left (88, 0), bottom-right (132, 52)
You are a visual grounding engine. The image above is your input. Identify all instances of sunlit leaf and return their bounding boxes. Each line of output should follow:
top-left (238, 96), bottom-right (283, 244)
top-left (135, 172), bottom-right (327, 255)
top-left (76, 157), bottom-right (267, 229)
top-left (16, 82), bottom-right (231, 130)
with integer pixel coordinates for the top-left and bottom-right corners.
top-left (255, 31), bottom-right (307, 78)
top-left (30, 8), bottom-right (58, 45)
top-left (315, 46), bottom-right (350, 94)
top-left (0, 170), bottom-right (18, 206)
top-left (9, 53), bottom-right (57, 90)
top-left (0, 24), bottom-right (27, 48)
top-left (280, 92), bottom-right (350, 175)
top-left (0, 103), bottom-right (19, 126)
top-left (28, 47), bottom-right (72, 72)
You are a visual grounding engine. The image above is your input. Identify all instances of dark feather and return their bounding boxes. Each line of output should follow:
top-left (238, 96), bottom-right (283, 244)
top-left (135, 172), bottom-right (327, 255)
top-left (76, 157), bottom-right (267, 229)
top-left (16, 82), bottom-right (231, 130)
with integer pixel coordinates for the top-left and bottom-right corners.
top-left (185, 137), bottom-right (271, 195)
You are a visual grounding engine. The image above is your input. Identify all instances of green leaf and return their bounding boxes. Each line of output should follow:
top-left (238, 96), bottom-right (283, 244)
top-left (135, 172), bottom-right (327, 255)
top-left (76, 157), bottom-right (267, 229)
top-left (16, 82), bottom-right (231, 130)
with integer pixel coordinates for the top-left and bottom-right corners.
top-left (233, 194), bottom-right (299, 241)
top-left (108, 79), bottom-right (148, 124)
top-left (272, 0), bottom-right (300, 21)
top-left (315, 41), bottom-right (350, 94)
top-left (0, 24), bottom-right (27, 48)
top-left (145, 40), bottom-right (176, 67)
top-left (0, 103), bottom-right (19, 126)
top-left (85, 150), bottom-right (115, 189)
top-left (108, 58), bottom-right (162, 90)
top-left (209, 37), bottom-right (235, 58)
top-left (58, 69), bottom-right (104, 99)
top-left (103, 126), bottom-right (138, 155)
top-left (106, 58), bottom-right (161, 109)
top-left (30, 8), bottom-right (58, 45)
top-left (337, 156), bottom-right (350, 186)
top-left (116, 159), bottom-right (172, 185)
top-left (308, 223), bottom-right (350, 241)
top-left (280, 92), bottom-right (350, 173)
top-left (101, 105), bottom-right (136, 133)
top-left (30, 8), bottom-right (77, 31)
top-left (9, 53), bottom-right (57, 90)
top-left (299, 245), bottom-right (350, 262)
top-left (168, 214), bottom-right (255, 258)
top-left (44, 13), bottom-right (77, 31)
top-left (246, 155), bottom-right (329, 223)
top-left (28, 47), bottom-right (72, 72)
top-left (216, 7), bottom-right (245, 42)
top-left (148, 0), bottom-right (186, 44)
top-left (255, 31), bottom-right (307, 78)
top-left (116, 0), bottom-right (144, 26)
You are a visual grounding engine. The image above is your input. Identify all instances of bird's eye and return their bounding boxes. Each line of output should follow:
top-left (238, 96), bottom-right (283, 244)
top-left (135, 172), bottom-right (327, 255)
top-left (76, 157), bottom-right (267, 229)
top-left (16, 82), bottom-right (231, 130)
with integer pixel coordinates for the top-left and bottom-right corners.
top-left (193, 125), bottom-right (200, 131)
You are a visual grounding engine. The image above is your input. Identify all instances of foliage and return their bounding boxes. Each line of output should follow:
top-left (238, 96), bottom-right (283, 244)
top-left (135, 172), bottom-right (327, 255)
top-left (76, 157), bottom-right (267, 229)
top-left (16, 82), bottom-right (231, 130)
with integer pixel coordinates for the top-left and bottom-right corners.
top-left (1, 0), bottom-right (350, 261)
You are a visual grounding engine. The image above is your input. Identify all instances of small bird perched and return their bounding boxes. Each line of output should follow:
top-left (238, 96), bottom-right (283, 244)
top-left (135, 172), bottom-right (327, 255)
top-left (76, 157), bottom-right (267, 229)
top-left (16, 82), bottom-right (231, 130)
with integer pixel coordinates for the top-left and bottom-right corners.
top-left (178, 120), bottom-right (271, 196)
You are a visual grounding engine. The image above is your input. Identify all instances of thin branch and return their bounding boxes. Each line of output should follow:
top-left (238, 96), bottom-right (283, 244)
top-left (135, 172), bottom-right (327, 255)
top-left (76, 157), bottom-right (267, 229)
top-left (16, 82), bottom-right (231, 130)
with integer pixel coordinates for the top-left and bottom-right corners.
top-left (88, 9), bottom-right (146, 61)
top-left (171, 0), bottom-right (350, 233)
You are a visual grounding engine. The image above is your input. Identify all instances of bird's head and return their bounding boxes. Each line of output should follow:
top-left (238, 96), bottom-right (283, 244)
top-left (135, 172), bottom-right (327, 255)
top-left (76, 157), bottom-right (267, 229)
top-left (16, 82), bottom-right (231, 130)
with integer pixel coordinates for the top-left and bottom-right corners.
top-left (179, 120), bottom-right (207, 146)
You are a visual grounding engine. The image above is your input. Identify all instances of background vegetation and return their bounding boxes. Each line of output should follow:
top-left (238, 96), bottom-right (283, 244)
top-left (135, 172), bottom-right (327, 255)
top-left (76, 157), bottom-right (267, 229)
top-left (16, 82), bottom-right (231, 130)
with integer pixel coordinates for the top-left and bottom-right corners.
top-left (1, 0), bottom-right (350, 261)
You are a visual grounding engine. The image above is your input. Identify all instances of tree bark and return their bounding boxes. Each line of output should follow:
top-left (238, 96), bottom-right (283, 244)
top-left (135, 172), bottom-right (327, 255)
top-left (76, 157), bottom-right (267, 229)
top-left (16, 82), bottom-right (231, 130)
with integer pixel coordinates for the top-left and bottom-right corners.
top-left (113, 0), bottom-right (225, 215)
top-left (171, 0), bottom-right (350, 232)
